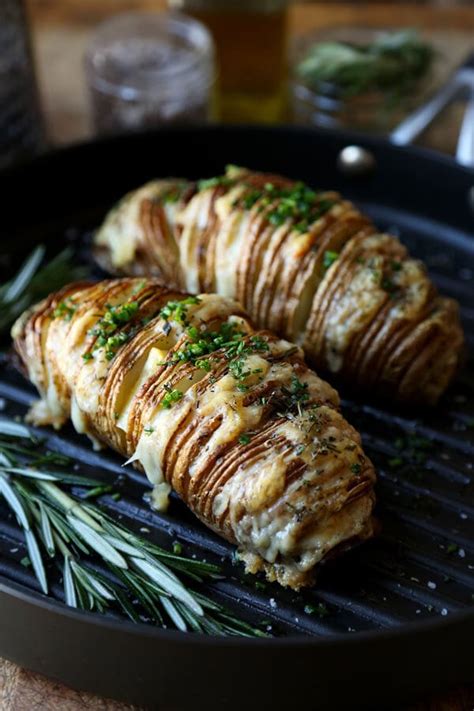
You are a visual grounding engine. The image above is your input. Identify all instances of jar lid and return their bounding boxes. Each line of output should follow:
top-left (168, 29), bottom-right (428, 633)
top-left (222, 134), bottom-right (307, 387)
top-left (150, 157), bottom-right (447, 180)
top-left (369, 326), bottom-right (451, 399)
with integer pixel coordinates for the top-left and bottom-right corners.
top-left (168, 0), bottom-right (288, 12)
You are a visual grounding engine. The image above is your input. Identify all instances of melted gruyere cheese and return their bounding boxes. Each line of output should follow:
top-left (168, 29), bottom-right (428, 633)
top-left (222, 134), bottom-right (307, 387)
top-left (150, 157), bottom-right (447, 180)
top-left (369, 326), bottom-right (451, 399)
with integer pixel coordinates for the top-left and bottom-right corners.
top-left (179, 190), bottom-right (213, 294)
top-left (117, 346), bottom-right (169, 433)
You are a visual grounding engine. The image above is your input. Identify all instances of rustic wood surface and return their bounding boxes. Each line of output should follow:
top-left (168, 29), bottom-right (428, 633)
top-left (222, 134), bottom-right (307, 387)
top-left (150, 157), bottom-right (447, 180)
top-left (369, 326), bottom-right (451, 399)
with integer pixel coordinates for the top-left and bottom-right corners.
top-left (1, 2), bottom-right (472, 709)
top-left (25, 0), bottom-right (474, 146)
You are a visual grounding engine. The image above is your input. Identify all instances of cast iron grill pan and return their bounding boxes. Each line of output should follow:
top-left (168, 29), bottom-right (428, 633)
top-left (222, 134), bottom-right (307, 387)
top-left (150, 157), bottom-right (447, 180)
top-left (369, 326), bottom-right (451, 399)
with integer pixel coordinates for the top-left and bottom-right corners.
top-left (0, 127), bottom-right (472, 710)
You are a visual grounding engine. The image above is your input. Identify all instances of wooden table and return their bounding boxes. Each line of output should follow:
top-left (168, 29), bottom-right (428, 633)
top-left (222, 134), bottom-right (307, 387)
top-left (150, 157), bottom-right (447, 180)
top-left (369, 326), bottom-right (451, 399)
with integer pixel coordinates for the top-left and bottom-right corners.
top-left (1, 3), bottom-right (473, 709)
top-left (24, 0), bottom-right (474, 147)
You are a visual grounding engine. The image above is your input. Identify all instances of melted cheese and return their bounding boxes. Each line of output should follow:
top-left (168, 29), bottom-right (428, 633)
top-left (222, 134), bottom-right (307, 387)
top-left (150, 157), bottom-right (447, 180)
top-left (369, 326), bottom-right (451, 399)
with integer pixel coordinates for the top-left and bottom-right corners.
top-left (96, 181), bottom-right (166, 268)
top-left (214, 187), bottom-right (251, 298)
top-left (179, 191), bottom-right (213, 293)
top-left (324, 258), bottom-right (386, 372)
top-left (117, 347), bottom-right (168, 432)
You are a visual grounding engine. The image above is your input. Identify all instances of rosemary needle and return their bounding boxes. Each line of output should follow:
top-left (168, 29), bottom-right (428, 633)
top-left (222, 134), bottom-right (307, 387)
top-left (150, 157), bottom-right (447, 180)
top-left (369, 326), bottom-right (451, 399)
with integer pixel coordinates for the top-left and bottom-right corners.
top-left (0, 245), bottom-right (87, 336)
top-left (0, 419), bottom-right (266, 637)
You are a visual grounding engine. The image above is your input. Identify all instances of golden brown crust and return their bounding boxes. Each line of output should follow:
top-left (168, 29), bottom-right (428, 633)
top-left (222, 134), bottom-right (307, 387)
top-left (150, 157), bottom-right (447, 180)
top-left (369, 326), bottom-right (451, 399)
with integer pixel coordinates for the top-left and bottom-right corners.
top-left (12, 278), bottom-right (377, 589)
top-left (93, 169), bottom-right (464, 404)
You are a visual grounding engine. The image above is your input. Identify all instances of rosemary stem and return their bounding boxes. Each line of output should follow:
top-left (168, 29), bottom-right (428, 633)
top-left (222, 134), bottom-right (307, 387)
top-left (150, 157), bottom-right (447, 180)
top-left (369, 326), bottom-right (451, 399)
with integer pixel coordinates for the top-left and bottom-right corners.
top-left (38, 481), bottom-right (101, 530)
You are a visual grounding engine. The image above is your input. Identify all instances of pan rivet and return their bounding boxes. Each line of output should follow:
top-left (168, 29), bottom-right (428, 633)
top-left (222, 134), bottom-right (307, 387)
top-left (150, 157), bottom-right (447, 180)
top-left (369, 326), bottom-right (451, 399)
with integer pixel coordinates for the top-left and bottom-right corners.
top-left (337, 146), bottom-right (376, 176)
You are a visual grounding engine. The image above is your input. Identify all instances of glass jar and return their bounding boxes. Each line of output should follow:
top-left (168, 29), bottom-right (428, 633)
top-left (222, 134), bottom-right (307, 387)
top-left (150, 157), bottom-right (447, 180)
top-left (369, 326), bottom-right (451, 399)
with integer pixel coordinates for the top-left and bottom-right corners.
top-left (168, 0), bottom-right (289, 123)
top-left (0, 0), bottom-right (44, 169)
top-left (85, 12), bottom-right (216, 136)
top-left (291, 27), bottom-right (441, 135)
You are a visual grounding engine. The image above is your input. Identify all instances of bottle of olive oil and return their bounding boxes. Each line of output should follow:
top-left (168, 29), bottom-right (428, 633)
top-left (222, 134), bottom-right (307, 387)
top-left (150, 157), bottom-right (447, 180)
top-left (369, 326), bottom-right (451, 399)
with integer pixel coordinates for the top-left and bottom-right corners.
top-left (168, 0), bottom-right (288, 123)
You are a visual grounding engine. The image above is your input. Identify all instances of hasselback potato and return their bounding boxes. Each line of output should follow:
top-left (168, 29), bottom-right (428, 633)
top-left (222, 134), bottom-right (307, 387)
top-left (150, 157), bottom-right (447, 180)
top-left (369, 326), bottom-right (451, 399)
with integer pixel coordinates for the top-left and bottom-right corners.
top-left (13, 278), bottom-right (376, 589)
top-left (94, 166), bottom-right (464, 404)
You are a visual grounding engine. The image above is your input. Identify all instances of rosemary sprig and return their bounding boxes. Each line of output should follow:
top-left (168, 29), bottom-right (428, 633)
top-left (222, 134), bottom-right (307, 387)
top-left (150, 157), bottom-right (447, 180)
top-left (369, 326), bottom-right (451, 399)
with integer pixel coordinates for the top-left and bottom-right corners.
top-left (297, 29), bottom-right (434, 99)
top-left (0, 245), bottom-right (87, 335)
top-left (0, 419), bottom-right (265, 637)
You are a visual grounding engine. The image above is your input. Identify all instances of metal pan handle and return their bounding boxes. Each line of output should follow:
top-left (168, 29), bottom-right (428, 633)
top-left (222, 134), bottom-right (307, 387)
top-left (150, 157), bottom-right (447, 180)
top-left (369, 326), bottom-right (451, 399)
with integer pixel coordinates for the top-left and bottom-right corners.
top-left (390, 63), bottom-right (474, 170)
top-left (456, 91), bottom-right (474, 168)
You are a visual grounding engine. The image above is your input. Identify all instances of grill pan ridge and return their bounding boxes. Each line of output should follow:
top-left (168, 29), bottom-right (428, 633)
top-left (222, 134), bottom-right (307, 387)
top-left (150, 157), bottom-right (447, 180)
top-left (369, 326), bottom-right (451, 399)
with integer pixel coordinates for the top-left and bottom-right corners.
top-left (0, 126), bottom-right (472, 710)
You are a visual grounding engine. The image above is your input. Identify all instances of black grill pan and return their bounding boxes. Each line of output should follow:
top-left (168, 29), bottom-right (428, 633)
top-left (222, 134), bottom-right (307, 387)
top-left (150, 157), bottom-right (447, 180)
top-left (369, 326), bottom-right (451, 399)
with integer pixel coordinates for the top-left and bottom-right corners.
top-left (0, 126), bottom-right (472, 710)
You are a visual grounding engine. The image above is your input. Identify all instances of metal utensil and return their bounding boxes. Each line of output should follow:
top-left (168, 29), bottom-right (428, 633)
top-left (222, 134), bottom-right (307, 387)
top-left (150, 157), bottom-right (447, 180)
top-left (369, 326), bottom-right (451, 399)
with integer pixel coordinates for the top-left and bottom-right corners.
top-left (391, 52), bottom-right (474, 168)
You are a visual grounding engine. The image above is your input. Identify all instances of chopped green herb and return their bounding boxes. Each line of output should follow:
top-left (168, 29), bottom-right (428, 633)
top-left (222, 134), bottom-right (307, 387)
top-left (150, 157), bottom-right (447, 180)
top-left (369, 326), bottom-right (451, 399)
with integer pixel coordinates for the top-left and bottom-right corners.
top-left (249, 335), bottom-right (269, 352)
top-left (387, 434), bottom-right (433, 476)
top-left (238, 434), bottom-right (251, 445)
top-left (381, 276), bottom-right (398, 295)
top-left (161, 183), bottom-right (188, 204)
top-left (195, 358), bottom-right (212, 372)
top-left (351, 463), bottom-right (362, 474)
top-left (198, 175), bottom-right (233, 191)
top-left (82, 352), bottom-right (93, 362)
top-left (87, 298), bottom-right (141, 361)
top-left (231, 180), bottom-right (334, 233)
top-left (132, 279), bottom-right (146, 295)
top-left (388, 457), bottom-right (403, 468)
top-left (83, 484), bottom-right (114, 500)
top-left (279, 375), bottom-right (310, 416)
top-left (159, 296), bottom-right (201, 325)
top-left (161, 388), bottom-right (183, 409)
top-left (103, 331), bottom-right (130, 360)
top-left (144, 426), bottom-right (155, 436)
top-left (241, 189), bottom-right (262, 210)
top-left (161, 321), bottom-right (269, 395)
top-left (53, 298), bottom-right (76, 321)
top-left (304, 602), bottom-right (329, 617)
top-left (323, 250), bottom-right (339, 270)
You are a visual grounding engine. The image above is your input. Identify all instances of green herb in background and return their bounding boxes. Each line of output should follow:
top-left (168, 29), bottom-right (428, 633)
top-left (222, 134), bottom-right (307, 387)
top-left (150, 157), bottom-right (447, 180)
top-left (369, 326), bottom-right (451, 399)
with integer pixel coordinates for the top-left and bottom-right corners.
top-left (0, 419), bottom-right (265, 637)
top-left (0, 245), bottom-right (88, 336)
top-left (297, 29), bottom-right (434, 99)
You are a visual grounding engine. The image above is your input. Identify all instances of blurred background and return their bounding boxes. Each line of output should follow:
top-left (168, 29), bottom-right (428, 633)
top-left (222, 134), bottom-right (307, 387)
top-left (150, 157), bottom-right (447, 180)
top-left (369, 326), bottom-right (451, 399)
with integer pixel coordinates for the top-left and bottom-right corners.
top-left (2, 0), bottom-right (474, 169)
